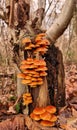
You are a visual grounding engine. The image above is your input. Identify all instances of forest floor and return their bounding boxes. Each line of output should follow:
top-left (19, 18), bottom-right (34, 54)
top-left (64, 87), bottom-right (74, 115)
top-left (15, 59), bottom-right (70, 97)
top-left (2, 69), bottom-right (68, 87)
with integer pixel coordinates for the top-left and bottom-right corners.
top-left (0, 62), bottom-right (77, 130)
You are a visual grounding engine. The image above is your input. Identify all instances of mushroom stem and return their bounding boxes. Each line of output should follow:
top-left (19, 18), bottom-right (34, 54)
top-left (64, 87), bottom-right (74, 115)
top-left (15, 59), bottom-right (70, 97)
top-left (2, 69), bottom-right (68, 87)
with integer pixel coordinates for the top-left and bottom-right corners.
top-left (37, 77), bottom-right (50, 107)
top-left (23, 85), bottom-right (29, 115)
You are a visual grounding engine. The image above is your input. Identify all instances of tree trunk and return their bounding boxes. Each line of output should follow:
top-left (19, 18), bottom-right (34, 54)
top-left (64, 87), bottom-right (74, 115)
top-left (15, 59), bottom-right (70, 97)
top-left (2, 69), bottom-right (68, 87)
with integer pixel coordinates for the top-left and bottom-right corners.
top-left (15, 65), bottom-right (26, 97)
top-left (46, 0), bottom-right (75, 42)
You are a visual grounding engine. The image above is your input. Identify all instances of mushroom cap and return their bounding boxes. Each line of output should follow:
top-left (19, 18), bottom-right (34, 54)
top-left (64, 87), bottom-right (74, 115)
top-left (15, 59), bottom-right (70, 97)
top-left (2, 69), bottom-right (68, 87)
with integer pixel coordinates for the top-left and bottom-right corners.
top-left (23, 70), bottom-right (34, 74)
top-left (50, 115), bottom-right (57, 122)
top-left (21, 60), bottom-right (33, 65)
top-left (27, 58), bottom-right (33, 62)
top-left (24, 46), bottom-right (32, 50)
top-left (25, 43), bottom-right (35, 50)
top-left (20, 64), bottom-right (31, 69)
top-left (35, 33), bottom-right (45, 42)
top-left (35, 36), bottom-right (42, 42)
top-left (33, 60), bottom-right (46, 66)
top-left (30, 113), bottom-right (40, 121)
top-left (24, 75), bottom-right (32, 80)
top-left (32, 74), bottom-right (40, 78)
top-left (33, 107), bottom-right (46, 115)
top-left (23, 97), bottom-right (32, 101)
top-left (22, 37), bottom-right (31, 44)
top-left (40, 111), bottom-right (52, 121)
top-left (31, 77), bottom-right (37, 81)
top-left (36, 81), bottom-right (43, 85)
top-left (17, 73), bottom-right (26, 78)
top-left (45, 106), bottom-right (56, 114)
top-left (35, 66), bottom-right (47, 71)
top-left (21, 79), bottom-right (31, 84)
top-left (30, 71), bottom-right (39, 75)
top-left (36, 39), bottom-right (50, 46)
top-left (23, 70), bottom-right (32, 76)
top-left (36, 77), bottom-right (43, 81)
top-left (23, 93), bottom-right (31, 97)
top-left (40, 120), bottom-right (55, 127)
top-left (23, 99), bottom-right (32, 105)
top-left (29, 81), bottom-right (38, 87)
top-left (20, 64), bottom-right (36, 69)
top-left (40, 71), bottom-right (47, 77)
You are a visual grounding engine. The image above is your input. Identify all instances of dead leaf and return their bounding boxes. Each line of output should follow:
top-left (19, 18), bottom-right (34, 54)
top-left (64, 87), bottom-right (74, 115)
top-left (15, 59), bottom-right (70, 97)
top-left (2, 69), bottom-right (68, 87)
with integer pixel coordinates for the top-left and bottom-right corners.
top-left (71, 107), bottom-right (77, 117)
top-left (7, 106), bottom-right (16, 114)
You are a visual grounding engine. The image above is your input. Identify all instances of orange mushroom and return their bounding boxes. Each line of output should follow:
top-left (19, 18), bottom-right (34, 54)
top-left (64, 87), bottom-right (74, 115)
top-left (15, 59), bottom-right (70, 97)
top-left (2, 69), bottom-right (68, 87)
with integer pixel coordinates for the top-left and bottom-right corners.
top-left (22, 37), bottom-right (31, 44)
top-left (35, 66), bottom-right (48, 71)
top-left (33, 59), bottom-right (46, 66)
top-left (17, 73), bottom-right (26, 78)
top-left (22, 79), bottom-right (31, 84)
top-left (29, 81), bottom-right (38, 87)
top-left (25, 43), bottom-right (35, 50)
top-left (24, 75), bottom-right (32, 80)
top-left (23, 92), bottom-right (33, 105)
top-left (20, 64), bottom-right (31, 69)
top-left (40, 71), bottom-right (47, 77)
top-left (36, 81), bottom-right (43, 85)
top-left (23, 92), bottom-right (31, 97)
top-left (35, 33), bottom-right (46, 42)
top-left (23, 100), bottom-right (32, 105)
top-left (40, 111), bottom-right (52, 121)
top-left (34, 47), bottom-right (48, 54)
top-left (35, 36), bottom-right (43, 42)
top-left (50, 115), bottom-right (57, 122)
top-left (36, 39), bottom-right (50, 46)
top-left (30, 113), bottom-right (40, 121)
top-left (45, 105), bottom-right (56, 114)
top-left (33, 107), bottom-right (46, 115)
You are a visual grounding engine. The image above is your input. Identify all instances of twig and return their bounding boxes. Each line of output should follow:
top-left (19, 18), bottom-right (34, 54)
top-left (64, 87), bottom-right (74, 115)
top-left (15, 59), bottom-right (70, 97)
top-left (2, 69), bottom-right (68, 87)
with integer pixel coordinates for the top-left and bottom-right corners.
top-left (9, 0), bottom-right (14, 27)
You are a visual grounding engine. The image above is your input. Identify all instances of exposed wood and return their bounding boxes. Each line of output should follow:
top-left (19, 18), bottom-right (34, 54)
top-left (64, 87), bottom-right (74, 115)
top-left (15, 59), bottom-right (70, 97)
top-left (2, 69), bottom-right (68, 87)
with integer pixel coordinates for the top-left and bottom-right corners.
top-left (37, 77), bottom-right (50, 107)
top-left (46, 0), bottom-right (75, 42)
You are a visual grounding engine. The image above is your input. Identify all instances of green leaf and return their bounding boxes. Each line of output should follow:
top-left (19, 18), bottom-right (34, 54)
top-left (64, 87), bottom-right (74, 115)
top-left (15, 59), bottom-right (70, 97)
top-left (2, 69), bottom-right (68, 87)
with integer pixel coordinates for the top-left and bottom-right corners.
top-left (15, 103), bottom-right (20, 113)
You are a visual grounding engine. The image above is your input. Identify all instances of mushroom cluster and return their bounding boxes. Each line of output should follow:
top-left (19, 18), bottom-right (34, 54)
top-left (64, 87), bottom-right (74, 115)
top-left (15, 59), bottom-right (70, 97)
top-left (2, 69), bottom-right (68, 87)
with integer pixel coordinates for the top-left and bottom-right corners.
top-left (23, 92), bottom-right (32, 105)
top-left (17, 58), bottom-right (47, 87)
top-left (30, 105), bottom-right (57, 127)
top-left (34, 33), bottom-right (50, 55)
top-left (21, 37), bottom-right (35, 50)
top-left (21, 33), bottom-right (50, 55)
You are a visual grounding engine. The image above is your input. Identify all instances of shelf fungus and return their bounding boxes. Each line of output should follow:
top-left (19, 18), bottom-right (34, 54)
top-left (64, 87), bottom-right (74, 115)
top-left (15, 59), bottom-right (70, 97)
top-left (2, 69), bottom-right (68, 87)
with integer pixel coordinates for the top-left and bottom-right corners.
top-left (30, 113), bottom-right (41, 121)
top-left (19, 58), bottom-right (48, 87)
top-left (45, 105), bottom-right (57, 114)
top-left (30, 105), bottom-right (57, 127)
top-left (21, 33), bottom-right (50, 55)
top-left (23, 93), bottom-right (32, 105)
